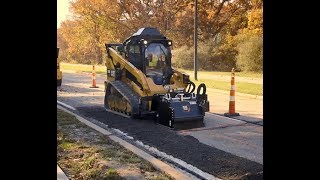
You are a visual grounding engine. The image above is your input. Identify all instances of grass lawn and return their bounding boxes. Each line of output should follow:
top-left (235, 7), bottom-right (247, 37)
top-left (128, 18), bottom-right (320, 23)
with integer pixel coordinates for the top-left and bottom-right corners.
top-left (61, 63), bottom-right (106, 74)
top-left (191, 78), bottom-right (262, 96)
top-left (178, 69), bottom-right (262, 79)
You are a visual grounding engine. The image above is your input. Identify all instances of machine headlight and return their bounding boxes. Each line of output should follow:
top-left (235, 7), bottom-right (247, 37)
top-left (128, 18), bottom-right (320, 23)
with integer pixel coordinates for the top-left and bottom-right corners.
top-left (143, 40), bottom-right (148, 45)
top-left (168, 41), bottom-right (172, 46)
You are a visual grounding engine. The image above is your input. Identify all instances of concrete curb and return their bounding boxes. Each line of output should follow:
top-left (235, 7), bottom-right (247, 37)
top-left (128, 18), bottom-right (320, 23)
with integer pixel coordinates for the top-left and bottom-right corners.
top-left (57, 165), bottom-right (69, 180)
top-left (57, 105), bottom-right (195, 180)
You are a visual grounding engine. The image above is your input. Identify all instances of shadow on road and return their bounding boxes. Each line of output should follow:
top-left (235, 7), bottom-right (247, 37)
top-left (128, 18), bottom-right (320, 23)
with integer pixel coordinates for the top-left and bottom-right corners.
top-left (214, 113), bottom-right (263, 125)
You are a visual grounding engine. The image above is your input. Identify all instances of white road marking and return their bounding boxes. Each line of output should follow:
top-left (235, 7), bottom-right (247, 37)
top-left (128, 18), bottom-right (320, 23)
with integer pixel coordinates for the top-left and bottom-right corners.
top-left (57, 100), bottom-right (76, 111)
top-left (112, 128), bottom-right (134, 140)
top-left (206, 112), bottom-right (246, 123)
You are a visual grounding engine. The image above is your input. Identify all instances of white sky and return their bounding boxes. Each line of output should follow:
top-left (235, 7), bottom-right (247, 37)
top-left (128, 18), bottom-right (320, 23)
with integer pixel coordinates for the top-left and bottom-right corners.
top-left (57, 0), bottom-right (72, 28)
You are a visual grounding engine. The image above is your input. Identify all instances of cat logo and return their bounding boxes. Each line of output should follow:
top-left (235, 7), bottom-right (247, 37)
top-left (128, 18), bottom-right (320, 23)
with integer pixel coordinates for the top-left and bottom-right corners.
top-left (182, 105), bottom-right (190, 112)
top-left (164, 85), bottom-right (170, 90)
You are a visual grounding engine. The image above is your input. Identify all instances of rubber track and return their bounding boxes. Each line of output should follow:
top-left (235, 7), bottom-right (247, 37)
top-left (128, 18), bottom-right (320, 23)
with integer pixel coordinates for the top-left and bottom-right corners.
top-left (108, 81), bottom-right (141, 116)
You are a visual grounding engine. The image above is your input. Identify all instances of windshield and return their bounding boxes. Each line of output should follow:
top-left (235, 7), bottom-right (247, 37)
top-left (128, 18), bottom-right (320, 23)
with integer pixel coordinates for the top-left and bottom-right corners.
top-left (145, 43), bottom-right (169, 75)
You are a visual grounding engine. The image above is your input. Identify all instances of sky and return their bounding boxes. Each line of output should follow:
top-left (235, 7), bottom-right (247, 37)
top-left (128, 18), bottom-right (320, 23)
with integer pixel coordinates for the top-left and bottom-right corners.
top-left (57, 0), bottom-right (72, 28)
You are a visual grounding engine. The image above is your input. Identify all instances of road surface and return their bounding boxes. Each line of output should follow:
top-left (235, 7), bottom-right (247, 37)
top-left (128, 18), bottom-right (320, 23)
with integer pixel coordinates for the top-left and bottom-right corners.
top-left (57, 71), bottom-right (263, 179)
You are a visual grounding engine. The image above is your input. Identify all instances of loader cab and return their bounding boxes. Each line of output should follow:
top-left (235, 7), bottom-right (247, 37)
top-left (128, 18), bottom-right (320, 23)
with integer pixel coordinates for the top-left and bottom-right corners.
top-left (123, 27), bottom-right (173, 85)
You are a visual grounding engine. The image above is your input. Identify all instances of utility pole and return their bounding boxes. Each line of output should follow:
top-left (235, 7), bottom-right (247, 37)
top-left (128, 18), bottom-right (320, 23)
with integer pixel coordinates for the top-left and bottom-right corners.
top-left (194, 0), bottom-right (198, 81)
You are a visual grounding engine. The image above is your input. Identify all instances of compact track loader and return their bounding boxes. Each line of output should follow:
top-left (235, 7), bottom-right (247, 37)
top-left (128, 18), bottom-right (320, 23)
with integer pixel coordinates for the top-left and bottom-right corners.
top-left (104, 27), bottom-right (209, 129)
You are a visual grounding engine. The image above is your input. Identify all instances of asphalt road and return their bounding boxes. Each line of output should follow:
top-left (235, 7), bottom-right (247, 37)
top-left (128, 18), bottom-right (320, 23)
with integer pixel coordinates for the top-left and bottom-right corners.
top-left (57, 71), bottom-right (263, 179)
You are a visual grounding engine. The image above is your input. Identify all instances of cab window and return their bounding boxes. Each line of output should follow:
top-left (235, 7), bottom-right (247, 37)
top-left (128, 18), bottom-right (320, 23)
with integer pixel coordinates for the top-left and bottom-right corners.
top-left (129, 45), bottom-right (140, 54)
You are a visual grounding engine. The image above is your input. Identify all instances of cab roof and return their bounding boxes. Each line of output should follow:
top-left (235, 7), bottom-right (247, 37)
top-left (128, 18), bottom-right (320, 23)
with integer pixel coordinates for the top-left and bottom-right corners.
top-left (124, 27), bottom-right (166, 45)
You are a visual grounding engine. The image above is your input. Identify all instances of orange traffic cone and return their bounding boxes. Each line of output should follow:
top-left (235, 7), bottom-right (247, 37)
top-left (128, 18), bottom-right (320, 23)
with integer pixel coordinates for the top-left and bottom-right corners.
top-left (224, 68), bottom-right (240, 117)
top-left (90, 65), bottom-right (99, 88)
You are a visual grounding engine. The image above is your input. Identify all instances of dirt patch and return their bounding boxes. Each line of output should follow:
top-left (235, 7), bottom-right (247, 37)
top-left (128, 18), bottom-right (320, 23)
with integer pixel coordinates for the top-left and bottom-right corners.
top-left (57, 109), bottom-right (172, 180)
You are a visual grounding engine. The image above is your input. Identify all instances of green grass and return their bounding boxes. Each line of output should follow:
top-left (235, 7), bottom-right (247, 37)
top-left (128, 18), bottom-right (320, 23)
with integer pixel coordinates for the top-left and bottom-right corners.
top-left (82, 155), bottom-right (97, 170)
top-left (118, 152), bottom-right (142, 164)
top-left (191, 78), bottom-right (263, 96)
top-left (60, 62), bottom-right (262, 95)
top-left (60, 139), bottom-right (77, 150)
top-left (151, 175), bottom-right (172, 180)
top-left (139, 162), bottom-right (156, 172)
top-left (179, 69), bottom-right (262, 79)
top-left (104, 168), bottom-right (121, 178)
top-left (61, 62), bottom-right (106, 74)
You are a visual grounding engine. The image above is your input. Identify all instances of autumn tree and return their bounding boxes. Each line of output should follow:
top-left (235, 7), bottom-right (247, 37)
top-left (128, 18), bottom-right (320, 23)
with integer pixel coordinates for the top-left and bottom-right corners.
top-left (57, 0), bottom-right (263, 72)
top-left (235, 0), bottom-right (263, 72)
